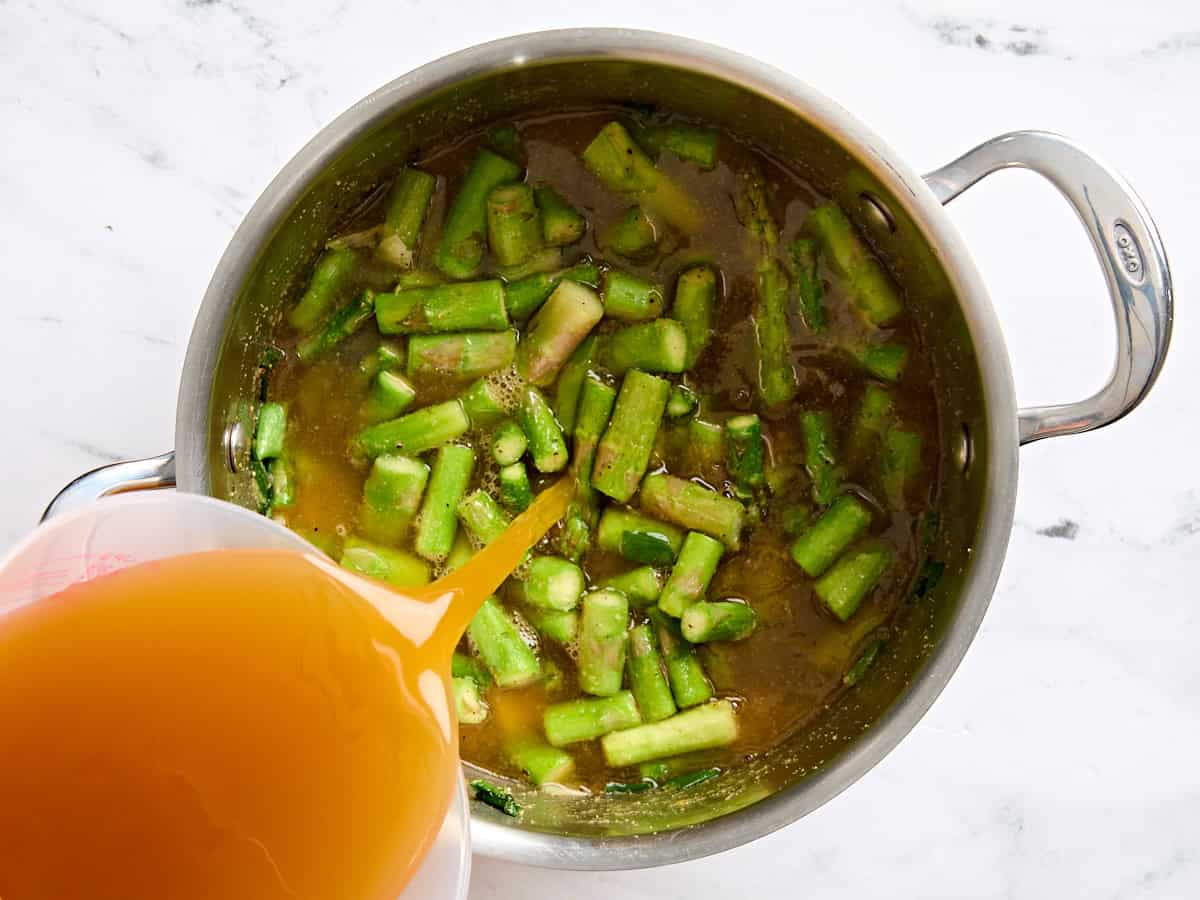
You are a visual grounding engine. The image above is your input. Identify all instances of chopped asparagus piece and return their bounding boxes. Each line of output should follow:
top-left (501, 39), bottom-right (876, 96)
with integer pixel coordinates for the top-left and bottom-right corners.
top-left (413, 444), bottom-right (475, 563)
top-left (789, 237), bottom-right (826, 333)
top-left (725, 414), bottom-right (766, 493)
top-left (498, 461), bottom-right (533, 512)
top-left (601, 319), bottom-right (689, 374)
top-left (534, 185), bottom-right (587, 246)
top-left (686, 418), bottom-right (725, 478)
top-left (361, 369), bottom-right (418, 424)
top-left (287, 248), bottom-right (358, 334)
top-left (578, 589), bottom-right (630, 697)
top-left (648, 607), bottom-right (713, 708)
top-left (639, 473), bottom-right (745, 551)
top-left (406, 331), bottom-right (517, 380)
top-left (509, 741), bottom-right (575, 786)
top-left (601, 699), bottom-right (737, 766)
top-left (681, 600), bottom-right (757, 642)
top-left (516, 386), bottom-right (569, 473)
top-left (641, 124), bottom-right (719, 168)
top-left (602, 270), bottom-right (665, 321)
top-left (339, 536), bottom-right (431, 587)
top-left (376, 281), bottom-right (509, 334)
top-left (860, 343), bottom-right (909, 382)
top-left (552, 334), bottom-right (597, 434)
top-left (297, 289), bottom-right (375, 362)
top-left (627, 623), bottom-right (677, 723)
top-left (467, 596), bottom-right (541, 688)
top-left (490, 420), bottom-right (529, 466)
top-left (582, 122), bottom-right (703, 233)
top-left (806, 204), bottom-right (903, 326)
top-left (592, 370), bottom-right (670, 502)
top-left (351, 399), bottom-right (470, 459)
top-left (849, 384), bottom-right (893, 462)
top-left (379, 168), bottom-right (437, 267)
top-left (521, 556), bottom-right (585, 611)
top-left (359, 453), bottom-right (430, 545)
top-left (598, 566), bottom-right (664, 607)
top-left (494, 246), bottom-right (563, 281)
top-left (882, 427), bottom-right (922, 502)
top-left (801, 411), bottom-right (839, 506)
top-left (672, 265), bottom-right (717, 368)
top-left (658, 532), bottom-right (724, 618)
top-left (556, 507), bottom-right (592, 563)
top-left (753, 259), bottom-right (796, 407)
top-left (790, 495), bottom-right (872, 577)
top-left (815, 545), bottom-right (893, 622)
top-left (597, 507), bottom-right (685, 564)
top-left (253, 402), bottom-right (287, 461)
top-left (543, 691), bottom-right (642, 747)
top-left (452, 651), bottom-right (492, 685)
top-left (460, 377), bottom-right (510, 428)
top-left (453, 676), bottom-right (489, 725)
top-left (487, 125), bottom-right (522, 162)
top-left (470, 779), bottom-right (520, 817)
top-left (504, 261), bottom-right (601, 321)
top-left (456, 489), bottom-right (512, 547)
top-left (602, 206), bottom-right (658, 260)
top-left (358, 341), bottom-right (405, 379)
top-left (518, 281), bottom-right (604, 385)
top-left (526, 606), bottom-right (579, 645)
top-left (435, 148), bottom-right (523, 279)
top-left (268, 457), bottom-right (295, 510)
top-left (843, 639), bottom-right (884, 686)
top-left (570, 374), bottom-right (617, 491)
top-left (486, 183), bottom-right (542, 267)
top-left (665, 385), bottom-right (699, 419)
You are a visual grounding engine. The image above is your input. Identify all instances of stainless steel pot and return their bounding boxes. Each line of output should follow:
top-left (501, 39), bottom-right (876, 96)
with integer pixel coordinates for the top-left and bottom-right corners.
top-left (44, 29), bottom-right (1171, 870)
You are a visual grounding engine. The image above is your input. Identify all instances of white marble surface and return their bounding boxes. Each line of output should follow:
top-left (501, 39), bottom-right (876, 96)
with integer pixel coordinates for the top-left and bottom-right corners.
top-left (3, 0), bottom-right (1199, 896)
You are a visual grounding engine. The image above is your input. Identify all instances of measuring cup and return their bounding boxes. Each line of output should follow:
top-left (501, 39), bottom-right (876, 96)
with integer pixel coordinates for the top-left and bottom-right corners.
top-left (0, 490), bottom-right (472, 900)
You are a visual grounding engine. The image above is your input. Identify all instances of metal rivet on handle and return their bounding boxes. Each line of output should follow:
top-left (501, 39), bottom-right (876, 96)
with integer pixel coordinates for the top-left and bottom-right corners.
top-left (957, 423), bottom-right (974, 473)
top-left (859, 191), bottom-right (896, 235)
top-left (223, 422), bottom-right (248, 473)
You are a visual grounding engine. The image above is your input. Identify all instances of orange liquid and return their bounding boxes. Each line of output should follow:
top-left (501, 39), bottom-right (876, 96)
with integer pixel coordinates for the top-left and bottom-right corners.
top-left (0, 479), bottom-right (572, 900)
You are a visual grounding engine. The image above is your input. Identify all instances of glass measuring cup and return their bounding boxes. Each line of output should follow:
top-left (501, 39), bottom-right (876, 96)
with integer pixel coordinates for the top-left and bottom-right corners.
top-left (0, 490), bottom-right (471, 900)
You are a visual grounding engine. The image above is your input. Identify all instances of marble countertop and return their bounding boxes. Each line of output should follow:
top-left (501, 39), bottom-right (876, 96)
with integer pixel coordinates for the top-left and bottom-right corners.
top-left (4, 0), bottom-right (1198, 896)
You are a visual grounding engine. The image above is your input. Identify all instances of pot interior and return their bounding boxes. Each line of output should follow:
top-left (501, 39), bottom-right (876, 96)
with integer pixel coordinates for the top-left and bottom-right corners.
top-left (200, 51), bottom-right (991, 840)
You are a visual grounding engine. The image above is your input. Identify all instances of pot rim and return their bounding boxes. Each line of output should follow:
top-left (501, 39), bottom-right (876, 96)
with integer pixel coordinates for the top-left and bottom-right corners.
top-left (177, 28), bottom-right (1019, 869)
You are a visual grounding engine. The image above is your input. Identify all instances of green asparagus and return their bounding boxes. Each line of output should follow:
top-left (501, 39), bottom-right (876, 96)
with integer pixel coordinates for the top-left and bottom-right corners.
top-left (639, 473), bottom-right (745, 551)
top-left (521, 556), bottom-right (585, 611)
top-left (253, 402), bottom-right (287, 461)
top-left (359, 453), bottom-right (431, 545)
top-left (287, 248), bottom-right (358, 333)
top-left (467, 596), bottom-right (541, 688)
top-left (376, 281), bottom-right (509, 334)
top-left (543, 691), bottom-right (642, 746)
top-left (666, 384), bottom-right (699, 418)
top-left (596, 507), bottom-right (684, 565)
top-left (601, 699), bottom-right (737, 766)
top-left (552, 334), bottom-right (597, 433)
top-left (860, 343), bottom-right (909, 382)
top-left (570, 374), bottom-right (617, 490)
top-left (672, 265), bottom-right (717, 368)
top-left (680, 600), bottom-right (757, 642)
top-left (578, 589), bottom-right (629, 697)
top-left (789, 237), bottom-right (826, 333)
top-left (378, 168), bottom-right (437, 267)
top-left (268, 457), bottom-right (295, 510)
top-left (361, 369), bottom-right (418, 424)
top-left (882, 427), bottom-right (922, 502)
top-left (509, 741), bottom-right (575, 786)
top-left (456, 489), bottom-right (512, 547)
top-left (406, 331), bottom-right (517, 380)
top-left (412, 444), bottom-right (475, 563)
top-left (801, 411), bottom-right (840, 506)
top-left (599, 566), bottom-right (664, 607)
top-left (658, 532), bottom-right (724, 618)
top-left (504, 260), bottom-right (601, 321)
top-left (459, 377), bottom-right (510, 428)
top-left (486, 183), bottom-right (542, 267)
top-left (516, 386), bottom-right (568, 473)
top-left (517, 281), bottom-right (604, 385)
top-left (534, 185), bottom-right (586, 246)
top-left (602, 270), bottom-right (665, 321)
top-left (790, 495), bottom-right (872, 577)
top-left (490, 420), bottom-right (528, 466)
top-left (806, 204), bottom-right (903, 326)
top-left (498, 461), bottom-right (533, 512)
top-left (434, 148), bottom-right (522, 279)
top-left (648, 607), bottom-right (713, 708)
top-left (639, 124), bottom-right (719, 168)
top-left (627, 623), bottom-right (677, 722)
top-left (297, 289), bottom-right (375, 362)
top-left (525, 606), bottom-right (579, 645)
top-left (814, 544), bottom-right (893, 622)
top-left (453, 676), bottom-right (489, 725)
top-left (725, 414), bottom-right (766, 493)
top-left (602, 206), bottom-right (658, 260)
top-left (351, 399), bottom-right (470, 459)
top-left (601, 319), bottom-right (688, 374)
top-left (339, 536), bottom-right (431, 587)
top-left (592, 369), bottom-right (670, 502)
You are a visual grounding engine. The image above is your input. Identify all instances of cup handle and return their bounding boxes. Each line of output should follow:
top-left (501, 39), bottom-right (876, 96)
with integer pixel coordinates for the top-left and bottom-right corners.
top-left (923, 131), bottom-right (1173, 445)
top-left (42, 452), bottom-right (177, 522)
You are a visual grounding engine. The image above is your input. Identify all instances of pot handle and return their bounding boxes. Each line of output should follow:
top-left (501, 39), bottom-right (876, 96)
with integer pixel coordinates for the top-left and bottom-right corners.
top-left (923, 130), bottom-right (1173, 445)
top-left (41, 452), bottom-right (177, 522)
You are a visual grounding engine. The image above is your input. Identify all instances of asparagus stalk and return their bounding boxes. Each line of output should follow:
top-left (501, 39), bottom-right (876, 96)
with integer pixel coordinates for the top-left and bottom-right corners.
top-left (406, 331), bottom-right (517, 380)
top-left (849, 384), bottom-right (893, 462)
top-left (859, 343), bottom-right (909, 382)
top-left (534, 185), bottom-right (586, 246)
top-left (543, 691), bottom-right (642, 746)
top-left (882, 427), bottom-right (922, 502)
top-left (516, 386), bottom-right (569, 473)
top-left (790, 495), bottom-right (872, 577)
top-left (525, 606), bottom-right (579, 645)
top-left (459, 377), bottom-right (510, 428)
top-left (487, 125), bottom-right (522, 162)
top-left (671, 265), bottom-right (717, 368)
top-left (268, 456), bottom-right (295, 510)
top-left (361, 369), bottom-right (418, 424)
top-left (494, 246), bottom-right (562, 281)
top-left (602, 270), bottom-right (665, 321)
top-left (358, 341), bottom-right (405, 379)
top-left (592, 370), bottom-right (670, 502)
top-left (578, 588), bottom-right (630, 697)
top-left (801, 411), bottom-right (840, 506)
top-left (598, 566), bottom-right (664, 607)
top-left (351, 399), bottom-right (470, 459)
top-left (843, 638), bottom-right (884, 687)
top-left (556, 507), bottom-right (592, 563)
top-left (814, 544), bottom-right (893, 622)
top-left (359, 453), bottom-right (431, 545)
top-left (412, 444), bottom-right (476, 563)
top-left (394, 269), bottom-right (445, 290)
top-left (452, 650), bottom-right (492, 685)
top-left (806, 204), bottom-right (903, 326)
top-left (627, 623), bottom-right (677, 722)
top-left (287, 248), bottom-right (358, 333)
top-left (378, 168), bottom-right (437, 268)
top-left (639, 473), bottom-right (745, 551)
top-left (470, 779), bottom-right (520, 817)
top-left (666, 384), bottom-right (699, 418)
top-left (725, 414), bottom-right (766, 493)
top-left (582, 122), bottom-right (703, 233)
top-left (570, 374), bottom-right (617, 491)
top-left (789, 238), bottom-right (826, 333)
top-left (490, 420), bottom-right (528, 466)
top-left (504, 260), bottom-right (601, 321)
top-left (486, 183), bottom-right (542, 267)
top-left (517, 281), bottom-right (604, 385)
top-left (339, 536), bottom-right (432, 587)
top-left (453, 676), bottom-right (489, 725)
top-left (509, 741), bottom-right (575, 786)
top-left (297, 289), bottom-right (376, 362)
top-left (658, 532), bottom-right (724, 618)
top-left (601, 320), bottom-right (689, 374)
top-left (641, 124), bottom-right (719, 168)
top-left (456, 489), bottom-right (512, 547)
top-left (596, 507), bottom-right (684, 565)
top-left (498, 461), bottom-right (533, 512)
top-left (601, 699), bottom-right (737, 766)
top-left (520, 556), bottom-right (586, 611)
top-left (686, 418), bottom-right (725, 477)
top-left (552, 334), bottom-right (597, 433)
top-left (434, 148), bottom-right (522, 279)
top-left (375, 281), bottom-right (510, 334)
top-left (251, 459), bottom-right (272, 514)
top-left (602, 206), bottom-right (658, 260)
top-left (648, 607), bottom-right (713, 708)
top-left (681, 600), bottom-right (757, 642)
top-left (754, 259), bottom-right (797, 407)
top-left (253, 402), bottom-right (287, 461)
top-left (467, 596), bottom-right (541, 687)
